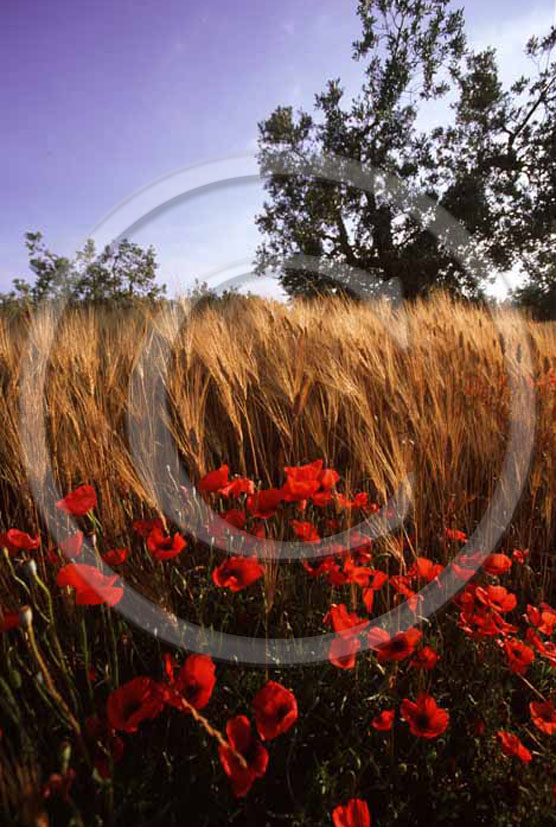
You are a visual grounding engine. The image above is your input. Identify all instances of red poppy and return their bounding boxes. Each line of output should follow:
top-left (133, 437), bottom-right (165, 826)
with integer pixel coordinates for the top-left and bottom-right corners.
top-left (220, 477), bottom-right (255, 498)
top-left (483, 553), bottom-right (512, 576)
top-left (222, 509), bottom-right (246, 530)
top-left (332, 798), bottom-right (371, 827)
top-left (290, 520), bottom-right (320, 542)
top-left (512, 548), bottom-right (529, 564)
top-left (166, 654), bottom-right (216, 712)
top-left (319, 467), bottom-right (339, 491)
top-left (475, 585), bottom-right (517, 614)
top-left (400, 693), bottom-right (449, 739)
top-left (371, 709), bottom-right (395, 731)
top-left (445, 528), bottom-right (467, 542)
top-left (102, 548), bottom-right (128, 566)
top-left (496, 731), bottom-right (532, 763)
top-left (218, 715), bottom-right (269, 798)
top-left (0, 528), bottom-right (41, 555)
top-left (55, 484), bottom-right (97, 517)
top-left (325, 604), bottom-right (368, 637)
top-left (282, 460), bottom-right (323, 502)
top-left (374, 628), bottom-right (422, 663)
top-left (132, 517), bottom-right (164, 538)
top-left (0, 609), bottom-right (20, 633)
top-left (252, 680), bottom-right (298, 741)
top-left (409, 557), bottom-right (444, 582)
top-left (336, 492), bottom-right (369, 511)
top-left (311, 490), bottom-right (333, 507)
top-left (526, 603), bottom-right (556, 636)
top-left (107, 676), bottom-right (165, 733)
top-left (529, 700), bottom-right (556, 735)
top-left (146, 527), bottom-right (186, 561)
top-left (212, 556), bottom-right (264, 592)
top-left (410, 645), bottom-right (440, 670)
top-left (502, 637), bottom-right (534, 675)
top-left (57, 563), bottom-right (123, 607)
top-left (198, 465), bottom-right (229, 494)
top-left (342, 557), bottom-right (372, 586)
top-left (328, 635), bottom-right (361, 670)
top-left (59, 531), bottom-right (83, 559)
top-left (246, 488), bottom-right (283, 519)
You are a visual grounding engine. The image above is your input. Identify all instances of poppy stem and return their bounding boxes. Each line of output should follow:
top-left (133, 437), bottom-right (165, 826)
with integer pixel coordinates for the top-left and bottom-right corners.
top-left (516, 672), bottom-right (546, 701)
top-left (23, 615), bottom-right (91, 766)
top-left (168, 688), bottom-right (248, 769)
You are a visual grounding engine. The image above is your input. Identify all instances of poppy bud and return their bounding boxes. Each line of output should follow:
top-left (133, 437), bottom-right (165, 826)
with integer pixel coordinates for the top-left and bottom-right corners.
top-left (18, 605), bottom-right (33, 629)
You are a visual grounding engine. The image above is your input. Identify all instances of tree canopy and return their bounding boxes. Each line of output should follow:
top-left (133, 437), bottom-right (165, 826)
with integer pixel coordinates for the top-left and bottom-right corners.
top-left (255, 0), bottom-right (556, 312)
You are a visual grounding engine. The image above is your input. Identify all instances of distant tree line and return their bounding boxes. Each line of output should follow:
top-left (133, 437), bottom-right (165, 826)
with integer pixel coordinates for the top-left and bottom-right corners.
top-left (0, 232), bottom-right (165, 311)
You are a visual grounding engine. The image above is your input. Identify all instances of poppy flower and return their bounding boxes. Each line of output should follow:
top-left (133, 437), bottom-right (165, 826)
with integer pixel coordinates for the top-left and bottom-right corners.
top-left (526, 603), bottom-right (556, 636)
top-left (57, 563), bottom-right (123, 607)
top-left (512, 548), bottom-right (529, 564)
top-left (410, 645), bottom-right (440, 670)
top-left (529, 700), bottom-right (556, 735)
top-left (290, 520), bottom-right (320, 542)
top-left (102, 548), bottom-right (128, 566)
top-left (252, 680), bottom-right (298, 741)
top-left (198, 465), bottom-right (229, 494)
top-left (106, 676), bottom-right (165, 733)
top-left (496, 731), bottom-right (532, 763)
top-left (328, 634), bottom-right (361, 669)
top-left (475, 585), bottom-right (517, 614)
top-left (0, 529), bottom-right (41, 555)
top-left (311, 490), bottom-right (333, 507)
top-left (132, 517), bottom-right (164, 538)
top-left (400, 693), bottom-right (449, 739)
top-left (246, 488), bottom-right (283, 519)
top-left (483, 553), bottom-right (512, 576)
top-left (222, 509), bottom-right (246, 530)
top-left (332, 798), bottom-right (371, 827)
top-left (282, 460), bottom-right (323, 502)
top-left (166, 654), bottom-right (216, 712)
top-left (502, 638), bottom-right (534, 675)
top-left (146, 527), bottom-right (186, 561)
top-left (59, 531), bottom-right (83, 559)
top-left (374, 628), bottom-right (422, 663)
top-left (445, 528), bottom-right (467, 542)
top-left (212, 556), bottom-right (264, 592)
top-left (218, 715), bottom-right (269, 798)
top-left (324, 604), bottom-right (368, 637)
top-left (371, 709), bottom-right (395, 731)
top-left (318, 467), bottom-right (339, 491)
top-left (55, 485), bottom-right (97, 517)
top-left (0, 609), bottom-right (20, 633)
top-left (220, 477), bottom-right (255, 498)
top-left (409, 557), bottom-right (444, 582)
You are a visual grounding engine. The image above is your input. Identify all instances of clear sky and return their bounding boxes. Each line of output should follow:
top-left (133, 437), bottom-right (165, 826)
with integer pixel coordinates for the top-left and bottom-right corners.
top-left (2, 0), bottom-right (554, 296)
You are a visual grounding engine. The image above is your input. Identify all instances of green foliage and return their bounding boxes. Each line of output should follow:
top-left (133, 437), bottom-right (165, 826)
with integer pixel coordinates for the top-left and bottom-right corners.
top-left (0, 232), bottom-right (166, 310)
top-left (256, 1), bottom-right (556, 307)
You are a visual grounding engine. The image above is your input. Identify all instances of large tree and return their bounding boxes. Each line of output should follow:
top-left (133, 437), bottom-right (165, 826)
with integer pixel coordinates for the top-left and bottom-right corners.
top-left (255, 0), bottom-right (556, 306)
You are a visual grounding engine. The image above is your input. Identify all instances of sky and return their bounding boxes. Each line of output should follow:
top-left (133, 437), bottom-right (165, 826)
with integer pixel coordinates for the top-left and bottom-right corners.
top-left (2, 0), bottom-right (555, 297)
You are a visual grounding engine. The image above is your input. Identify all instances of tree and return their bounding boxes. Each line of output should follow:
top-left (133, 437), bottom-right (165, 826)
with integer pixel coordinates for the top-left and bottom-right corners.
top-left (255, 0), bottom-right (556, 306)
top-left (0, 233), bottom-right (166, 309)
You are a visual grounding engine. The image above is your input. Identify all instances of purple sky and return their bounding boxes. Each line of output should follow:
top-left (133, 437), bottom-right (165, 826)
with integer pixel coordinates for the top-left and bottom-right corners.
top-left (2, 0), bottom-right (554, 295)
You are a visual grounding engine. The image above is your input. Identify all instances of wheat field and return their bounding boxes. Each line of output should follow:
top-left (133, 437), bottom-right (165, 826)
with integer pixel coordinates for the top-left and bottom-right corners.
top-left (1, 293), bottom-right (555, 563)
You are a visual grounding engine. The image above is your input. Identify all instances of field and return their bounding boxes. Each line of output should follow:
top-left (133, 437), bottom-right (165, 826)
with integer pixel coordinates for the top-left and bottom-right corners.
top-left (1, 294), bottom-right (556, 825)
